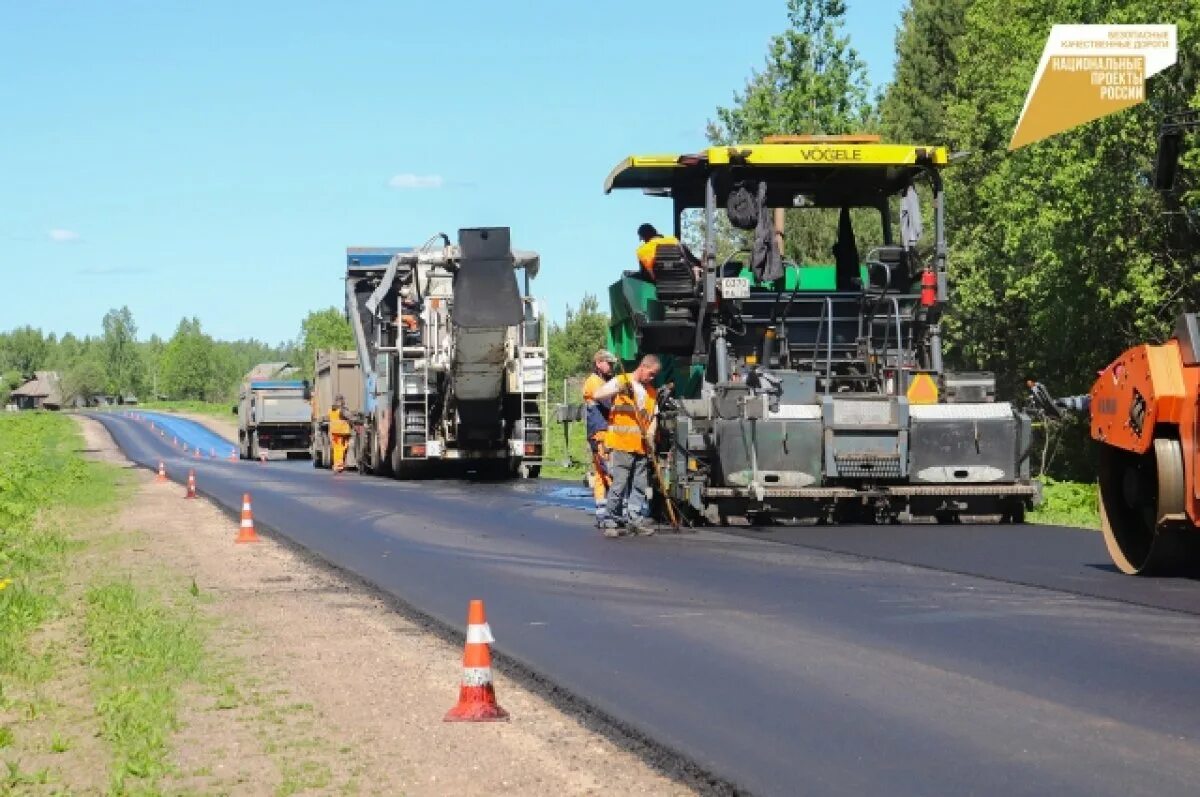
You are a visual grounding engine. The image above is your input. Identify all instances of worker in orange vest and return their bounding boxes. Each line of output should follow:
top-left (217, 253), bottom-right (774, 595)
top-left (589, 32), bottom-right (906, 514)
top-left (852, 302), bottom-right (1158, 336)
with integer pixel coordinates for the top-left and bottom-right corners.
top-left (590, 354), bottom-right (662, 537)
top-left (582, 349), bottom-right (616, 525)
top-left (329, 394), bottom-right (352, 473)
top-left (635, 224), bottom-right (679, 281)
top-left (636, 223), bottom-right (702, 284)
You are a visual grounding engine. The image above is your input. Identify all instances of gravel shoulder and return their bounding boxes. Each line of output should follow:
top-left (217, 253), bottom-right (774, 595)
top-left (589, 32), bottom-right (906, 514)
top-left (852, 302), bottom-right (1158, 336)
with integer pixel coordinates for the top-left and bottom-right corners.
top-left (73, 415), bottom-right (694, 796)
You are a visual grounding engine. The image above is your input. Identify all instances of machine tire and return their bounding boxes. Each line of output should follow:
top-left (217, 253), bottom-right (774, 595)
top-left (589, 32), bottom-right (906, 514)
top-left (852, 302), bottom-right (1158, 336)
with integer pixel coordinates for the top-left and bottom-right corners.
top-left (1098, 438), bottom-right (1197, 575)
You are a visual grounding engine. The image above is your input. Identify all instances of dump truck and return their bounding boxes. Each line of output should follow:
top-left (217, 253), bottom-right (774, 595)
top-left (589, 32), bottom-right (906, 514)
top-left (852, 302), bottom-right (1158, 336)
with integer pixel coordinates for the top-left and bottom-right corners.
top-left (601, 134), bottom-right (1039, 524)
top-left (310, 349), bottom-right (362, 469)
top-left (235, 364), bottom-right (312, 460)
top-left (1083, 110), bottom-right (1200, 574)
top-left (341, 228), bottom-right (547, 478)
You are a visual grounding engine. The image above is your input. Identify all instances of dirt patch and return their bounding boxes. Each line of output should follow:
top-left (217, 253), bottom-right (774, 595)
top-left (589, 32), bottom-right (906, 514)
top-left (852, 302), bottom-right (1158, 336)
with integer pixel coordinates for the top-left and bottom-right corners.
top-left (73, 416), bottom-right (696, 796)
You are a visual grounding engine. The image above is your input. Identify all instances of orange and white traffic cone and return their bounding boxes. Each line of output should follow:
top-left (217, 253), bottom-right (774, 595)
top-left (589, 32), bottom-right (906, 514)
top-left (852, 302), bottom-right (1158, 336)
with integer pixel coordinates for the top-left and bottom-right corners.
top-left (228, 449), bottom-right (238, 462)
top-left (156, 461), bottom-right (168, 483)
top-left (444, 599), bottom-right (508, 722)
top-left (259, 450), bottom-right (267, 465)
top-left (235, 493), bottom-right (260, 544)
top-left (184, 469), bottom-right (197, 499)
top-left (194, 447), bottom-right (201, 459)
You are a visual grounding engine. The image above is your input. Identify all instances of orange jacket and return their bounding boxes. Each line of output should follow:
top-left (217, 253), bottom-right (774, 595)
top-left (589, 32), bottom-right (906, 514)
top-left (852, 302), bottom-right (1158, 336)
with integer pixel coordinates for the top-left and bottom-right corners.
top-left (329, 407), bottom-right (351, 437)
top-left (583, 373), bottom-right (614, 443)
top-left (604, 375), bottom-right (657, 455)
top-left (636, 235), bottom-right (681, 279)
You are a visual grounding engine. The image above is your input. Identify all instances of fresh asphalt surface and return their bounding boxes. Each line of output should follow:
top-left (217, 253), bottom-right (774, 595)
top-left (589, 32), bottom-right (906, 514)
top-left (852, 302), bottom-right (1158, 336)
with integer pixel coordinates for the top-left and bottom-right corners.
top-left (94, 411), bottom-right (1200, 797)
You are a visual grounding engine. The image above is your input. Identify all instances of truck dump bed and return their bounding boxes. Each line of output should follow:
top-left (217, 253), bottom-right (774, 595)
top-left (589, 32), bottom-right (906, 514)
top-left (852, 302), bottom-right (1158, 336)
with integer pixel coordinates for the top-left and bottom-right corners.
top-left (311, 350), bottom-right (362, 469)
top-left (237, 378), bottom-right (312, 461)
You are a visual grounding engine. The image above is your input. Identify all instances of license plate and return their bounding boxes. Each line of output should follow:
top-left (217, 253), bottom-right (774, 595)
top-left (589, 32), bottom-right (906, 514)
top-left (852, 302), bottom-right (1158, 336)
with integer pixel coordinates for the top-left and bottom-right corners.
top-left (720, 277), bottom-right (751, 299)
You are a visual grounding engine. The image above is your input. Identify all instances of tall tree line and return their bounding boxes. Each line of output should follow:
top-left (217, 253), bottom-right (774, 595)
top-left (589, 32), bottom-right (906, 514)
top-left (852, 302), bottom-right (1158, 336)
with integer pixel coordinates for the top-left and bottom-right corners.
top-left (0, 308), bottom-right (355, 406)
top-left (710, 0), bottom-right (1200, 477)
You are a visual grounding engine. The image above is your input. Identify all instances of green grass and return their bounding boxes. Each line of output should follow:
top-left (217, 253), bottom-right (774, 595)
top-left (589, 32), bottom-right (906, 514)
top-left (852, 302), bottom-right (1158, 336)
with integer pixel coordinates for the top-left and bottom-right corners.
top-left (0, 412), bottom-right (213, 794)
top-left (541, 418), bottom-right (590, 481)
top-left (134, 400), bottom-right (232, 420)
top-left (0, 413), bottom-right (115, 699)
top-left (1029, 478), bottom-right (1100, 529)
top-left (84, 580), bottom-right (205, 793)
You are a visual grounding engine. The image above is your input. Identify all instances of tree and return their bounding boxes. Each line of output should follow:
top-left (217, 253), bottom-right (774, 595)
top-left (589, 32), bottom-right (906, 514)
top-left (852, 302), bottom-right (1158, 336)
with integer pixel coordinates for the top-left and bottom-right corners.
top-left (49, 333), bottom-right (85, 371)
top-left (0, 326), bottom-right (50, 376)
top-left (708, 0), bottom-right (873, 144)
top-left (938, 0), bottom-right (1200, 477)
top-left (296, 308), bottom-right (354, 378)
top-left (160, 317), bottom-right (218, 401)
top-left (706, 0), bottom-right (878, 265)
top-left (0, 370), bottom-right (23, 406)
top-left (547, 295), bottom-right (609, 402)
top-left (100, 306), bottom-right (144, 398)
top-left (879, 0), bottom-right (968, 143)
top-left (61, 353), bottom-right (108, 405)
top-left (141, 334), bottom-right (166, 400)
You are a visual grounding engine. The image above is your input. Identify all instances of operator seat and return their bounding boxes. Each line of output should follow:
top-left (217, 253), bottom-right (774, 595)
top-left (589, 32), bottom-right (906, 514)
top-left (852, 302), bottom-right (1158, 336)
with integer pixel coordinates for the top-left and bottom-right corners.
top-left (864, 245), bottom-right (915, 294)
top-left (636, 243), bottom-right (701, 356)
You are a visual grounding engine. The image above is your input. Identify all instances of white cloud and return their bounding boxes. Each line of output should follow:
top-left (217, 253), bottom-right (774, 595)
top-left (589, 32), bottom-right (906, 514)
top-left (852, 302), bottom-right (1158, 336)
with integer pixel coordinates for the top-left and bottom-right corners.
top-left (48, 228), bottom-right (80, 242)
top-left (388, 173), bottom-right (444, 190)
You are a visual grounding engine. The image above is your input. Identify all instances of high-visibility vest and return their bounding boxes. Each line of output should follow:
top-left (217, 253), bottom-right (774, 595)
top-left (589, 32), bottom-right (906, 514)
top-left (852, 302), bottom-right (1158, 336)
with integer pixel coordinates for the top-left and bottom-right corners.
top-left (329, 407), bottom-right (351, 437)
top-left (582, 372), bottom-right (611, 443)
top-left (606, 375), bottom-right (657, 455)
top-left (636, 235), bottom-right (680, 278)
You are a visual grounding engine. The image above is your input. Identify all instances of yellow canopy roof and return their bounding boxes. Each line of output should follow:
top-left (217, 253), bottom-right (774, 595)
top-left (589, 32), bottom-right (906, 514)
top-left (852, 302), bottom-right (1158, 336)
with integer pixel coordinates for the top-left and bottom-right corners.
top-left (604, 140), bottom-right (949, 205)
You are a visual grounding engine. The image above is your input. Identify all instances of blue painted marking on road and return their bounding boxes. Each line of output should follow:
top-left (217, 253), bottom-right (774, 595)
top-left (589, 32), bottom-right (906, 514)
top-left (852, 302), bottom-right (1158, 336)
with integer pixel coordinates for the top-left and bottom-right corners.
top-left (119, 411), bottom-right (237, 459)
top-left (541, 485), bottom-right (594, 512)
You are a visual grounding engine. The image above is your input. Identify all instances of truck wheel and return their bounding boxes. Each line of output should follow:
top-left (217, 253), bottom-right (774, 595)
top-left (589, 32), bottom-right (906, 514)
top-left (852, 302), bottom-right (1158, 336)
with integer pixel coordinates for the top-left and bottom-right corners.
top-left (312, 447), bottom-right (323, 468)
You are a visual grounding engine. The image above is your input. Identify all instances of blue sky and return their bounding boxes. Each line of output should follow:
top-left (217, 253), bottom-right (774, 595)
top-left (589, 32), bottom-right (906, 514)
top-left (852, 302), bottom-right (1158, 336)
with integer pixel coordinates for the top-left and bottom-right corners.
top-left (0, 0), bottom-right (905, 344)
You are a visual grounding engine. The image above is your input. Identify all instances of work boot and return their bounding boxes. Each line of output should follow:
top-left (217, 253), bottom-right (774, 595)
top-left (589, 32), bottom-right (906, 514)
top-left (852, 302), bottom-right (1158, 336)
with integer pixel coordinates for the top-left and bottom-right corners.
top-left (627, 518), bottom-right (656, 536)
top-left (599, 518), bottom-right (624, 538)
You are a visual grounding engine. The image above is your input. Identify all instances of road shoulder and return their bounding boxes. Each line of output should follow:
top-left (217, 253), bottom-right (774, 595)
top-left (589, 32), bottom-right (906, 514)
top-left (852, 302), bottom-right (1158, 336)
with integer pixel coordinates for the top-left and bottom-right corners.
top-left (73, 415), bottom-right (694, 796)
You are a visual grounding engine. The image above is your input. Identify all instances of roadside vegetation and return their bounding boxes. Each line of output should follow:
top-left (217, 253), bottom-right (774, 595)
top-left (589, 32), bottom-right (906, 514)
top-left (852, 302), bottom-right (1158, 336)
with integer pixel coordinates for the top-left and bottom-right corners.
top-left (1029, 480), bottom-right (1101, 529)
top-left (0, 413), bottom-right (206, 791)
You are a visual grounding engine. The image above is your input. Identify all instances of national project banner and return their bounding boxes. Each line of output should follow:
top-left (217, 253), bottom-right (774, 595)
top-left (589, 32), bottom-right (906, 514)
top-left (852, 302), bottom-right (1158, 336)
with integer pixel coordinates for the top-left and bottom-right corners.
top-left (1009, 24), bottom-right (1178, 150)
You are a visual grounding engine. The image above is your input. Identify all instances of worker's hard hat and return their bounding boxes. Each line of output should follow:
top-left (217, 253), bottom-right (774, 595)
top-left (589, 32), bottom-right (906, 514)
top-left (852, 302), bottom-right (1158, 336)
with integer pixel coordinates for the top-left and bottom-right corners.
top-left (594, 349), bottom-right (616, 363)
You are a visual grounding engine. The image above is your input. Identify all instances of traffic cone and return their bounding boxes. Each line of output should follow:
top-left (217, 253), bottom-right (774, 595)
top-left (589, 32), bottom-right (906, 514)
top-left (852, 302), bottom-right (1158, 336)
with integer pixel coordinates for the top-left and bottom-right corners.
top-left (228, 448), bottom-right (238, 462)
top-left (156, 461), bottom-right (167, 483)
top-left (194, 447), bottom-right (201, 459)
top-left (444, 600), bottom-right (508, 722)
top-left (184, 470), bottom-right (197, 499)
top-left (235, 493), bottom-right (259, 544)
top-left (259, 450), bottom-right (267, 465)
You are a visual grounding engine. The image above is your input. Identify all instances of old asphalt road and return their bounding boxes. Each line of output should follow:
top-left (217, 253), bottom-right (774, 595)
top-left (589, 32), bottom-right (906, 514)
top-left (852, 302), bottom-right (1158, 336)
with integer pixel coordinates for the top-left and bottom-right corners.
top-left (93, 411), bottom-right (1200, 797)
